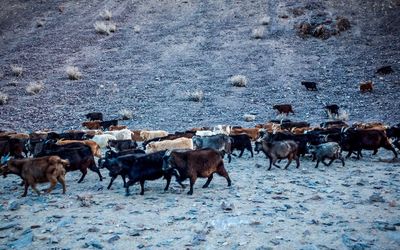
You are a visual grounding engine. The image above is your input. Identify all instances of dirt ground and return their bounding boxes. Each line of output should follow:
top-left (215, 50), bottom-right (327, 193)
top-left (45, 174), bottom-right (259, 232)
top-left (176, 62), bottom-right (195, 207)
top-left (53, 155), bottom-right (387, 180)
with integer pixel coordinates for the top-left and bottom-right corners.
top-left (0, 148), bottom-right (399, 249)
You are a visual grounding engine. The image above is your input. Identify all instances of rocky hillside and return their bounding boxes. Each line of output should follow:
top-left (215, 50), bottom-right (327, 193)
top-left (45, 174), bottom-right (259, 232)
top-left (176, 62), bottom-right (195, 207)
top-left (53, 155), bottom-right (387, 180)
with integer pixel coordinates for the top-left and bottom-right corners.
top-left (0, 0), bottom-right (399, 132)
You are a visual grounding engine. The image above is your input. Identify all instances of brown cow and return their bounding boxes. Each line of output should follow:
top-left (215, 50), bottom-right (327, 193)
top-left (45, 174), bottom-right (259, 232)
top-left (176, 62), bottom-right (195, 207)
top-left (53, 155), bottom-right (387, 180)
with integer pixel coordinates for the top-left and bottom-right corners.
top-left (162, 149), bottom-right (232, 195)
top-left (230, 127), bottom-right (260, 141)
top-left (341, 128), bottom-right (397, 159)
top-left (359, 81), bottom-right (373, 92)
top-left (1, 156), bottom-right (69, 197)
top-left (82, 121), bottom-right (102, 130)
top-left (131, 130), bottom-right (144, 141)
top-left (109, 125), bottom-right (128, 131)
top-left (56, 140), bottom-right (101, 157)
top-left (273, 104), bottom-right (294, 115)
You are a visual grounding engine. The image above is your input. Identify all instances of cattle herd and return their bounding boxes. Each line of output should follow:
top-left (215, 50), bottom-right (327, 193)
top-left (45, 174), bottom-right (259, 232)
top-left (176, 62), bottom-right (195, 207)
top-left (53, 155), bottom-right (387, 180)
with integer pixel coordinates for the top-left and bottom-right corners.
top-left (1, 111), bottom-right (399, 197)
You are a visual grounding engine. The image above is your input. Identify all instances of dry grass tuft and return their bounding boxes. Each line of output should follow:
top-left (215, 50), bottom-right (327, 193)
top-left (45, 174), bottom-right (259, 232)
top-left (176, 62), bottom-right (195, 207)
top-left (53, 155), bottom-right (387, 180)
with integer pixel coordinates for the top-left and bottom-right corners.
top-left (133, 25), bottom-right (141, 33)
top-left (0, 92), bottom-right (8, 105)
top-left (26, 81), bottom-right (44, 95)
top-left (243, 114), bottom-right (256, 122)
top-left (188, 90), bottom-right (204, 102)
top-left (94, 21), bottom-right (116, 35)
top-left (230, 75), bottom-right (248, 87)
top-left (260, 16), bottom-right (270, 25)
top-left (11, 65), bottom-right (23, 77)
top-left (252, 27), bottom-right (265, 39)
top-left (100, 10), bottom-right (112, 20)
top-left (119, 109), bottom-right (134, 120)
top-left (66, 66), bottom-right (82, 80)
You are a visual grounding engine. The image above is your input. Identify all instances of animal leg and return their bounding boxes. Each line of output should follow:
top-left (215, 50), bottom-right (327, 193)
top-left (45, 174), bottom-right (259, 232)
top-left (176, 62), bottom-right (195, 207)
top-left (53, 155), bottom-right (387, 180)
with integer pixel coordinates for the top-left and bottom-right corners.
top-left (121, 174), bottom-right (127, 188)
top-left (315, 160), bottom-right (320, 168)
top-left (228, 154), bottom-right (232, 163)
top-left (139, 180), bottom-right (145, 195)
top-left (249, 146), bottom-right (254, 157)
top-left (187, 176), bottom-right (196, 195)
top-left (295, 155), bottom-right (300, 168)
top-left (217, 165), bottom-right (232, 186)
top-left (107, 175), bottom-right (117, 189)
top-left (272, 158), bottom-right (282, 169)
top-left (22, 182), bottom-right (29, 197)
top-left (125, 180), bottom-right (134, 196)
top-left (58, 176), bottom-right (66, 194)
top-left (238, 149), bottom-right (244, 158)
top-left (372, 149), bottom-right (378, 155)
top-left (202, 174), bottom-right (214, 188)
top-left (339, 156), bottom-right (345, 167)
top-left (78, 168), bottom-right (87, 183)
top-left (31, 183), bottom-right (41, 196)
top-left (284, 158), bottom-right (292, 170)
top-left (89, 164), bottom-right (103, 181)
top-left (45, 175), bottom-right (58, 194)
top-left (164, 175), bottom-right (171, 191)
top-left (383, 144), bottom-right (398, 158)
top-left (324, 158), bottom-right (335, 166)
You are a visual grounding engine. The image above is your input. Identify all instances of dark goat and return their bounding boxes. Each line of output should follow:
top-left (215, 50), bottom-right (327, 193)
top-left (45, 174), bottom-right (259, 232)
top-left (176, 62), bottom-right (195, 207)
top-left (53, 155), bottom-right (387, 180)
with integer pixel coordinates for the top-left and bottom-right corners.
top-left (273, 104), bottom-right (294, 115)
top-left (108, 139), bottom-right (138, 152)
top-left (86, 112), bottom-right (103, 121)
top-left (324, 104), bottom-right (340, 117)
top-left (230, 134), bottom-right (253, 158)
top-left (301, 81), bottom-right (317, 91)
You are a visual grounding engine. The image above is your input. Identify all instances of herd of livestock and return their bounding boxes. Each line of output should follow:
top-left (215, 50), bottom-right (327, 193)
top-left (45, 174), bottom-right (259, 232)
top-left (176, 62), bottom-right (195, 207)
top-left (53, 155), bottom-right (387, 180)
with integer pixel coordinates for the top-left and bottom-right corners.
top-left (1, 110), bottom-right (400, 197)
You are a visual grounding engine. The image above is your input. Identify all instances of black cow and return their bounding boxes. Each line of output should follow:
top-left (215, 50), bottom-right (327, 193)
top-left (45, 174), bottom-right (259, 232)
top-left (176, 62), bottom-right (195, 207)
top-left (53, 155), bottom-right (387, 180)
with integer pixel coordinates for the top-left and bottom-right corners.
top-left (108, 140), bottom-right (138, 152)
top-left (230, 134), bottom-right (253, 157)
top-left (36, 142), bottom-right (103, 183)
top-left (86, 112), bottom-right (103, 121)
top-left (324, 104), bottom-right (340, 117)
top-left (100, 120), bottom-right (118, 130)
top-left (301, 81), bottom-right (318, 91)
top-left (123, 150), bottom-right (185, 195)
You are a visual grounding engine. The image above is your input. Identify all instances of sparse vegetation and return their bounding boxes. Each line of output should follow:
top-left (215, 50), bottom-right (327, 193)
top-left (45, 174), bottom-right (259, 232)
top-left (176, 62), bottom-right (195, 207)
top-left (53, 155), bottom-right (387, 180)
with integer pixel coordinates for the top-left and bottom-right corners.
top-left (26, 81), bottom-right (44, 95)
top-left (188, 90), bottom-right (204, 102)
top-left (252, 27), bottom-right (265, 39)
top-left (133, 25), bottom-right (141, 33)
top-left (66, 66), bottom-right (82, 80)
top-left (36, 19), bottom-right (45, 27)
top-left (230, 75), bottom-right (248, 87)
top-left (260, 16), bottom-right (270, 25)
top-left (100, 10), bottom-right (112, 20)
top-left (119, 109), bottom-right (134, 120)
top-left (243, 114), bottom-right (256, 122)
top-left (11, 65), bottom-right (23, 77)
top-left (94, 21), bottom-right (116, 35)
top-left (0, 91), bottom-right (8, 105)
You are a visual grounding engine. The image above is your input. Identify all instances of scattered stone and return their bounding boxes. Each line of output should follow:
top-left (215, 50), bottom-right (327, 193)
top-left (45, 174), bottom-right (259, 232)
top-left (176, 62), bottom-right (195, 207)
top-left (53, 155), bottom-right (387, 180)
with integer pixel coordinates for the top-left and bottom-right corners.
top-left (57, 217), bottom-right (74, 228)
top-left (8, 200), bottom-right (21, 211)
top-left (8, 229), bottom-right (33, 249)
top-left (373, 221), bottom-right (397, 231)
top-left (84, 239), bottom-right (104, 249)
top-left (369, 193), bottom-right (385, 203)
top-left (0, 222), bottom-right (19, 231)
top-left (77, 194), bottom-right (94, 207)
top-left (107, 235), bottom-right (120, 243)
top-left (221, 201), bottom-right (234, 211)
top-left (137, 244), bottom-right (145, 249)
top-left (30, 225), bottom-right (41, 229)
top-left (88, 227), bottom-right (100, 233)
top-left (192, 232), bottom-right (206, 245)
top-left (128, 230), bottom-right (141, 237)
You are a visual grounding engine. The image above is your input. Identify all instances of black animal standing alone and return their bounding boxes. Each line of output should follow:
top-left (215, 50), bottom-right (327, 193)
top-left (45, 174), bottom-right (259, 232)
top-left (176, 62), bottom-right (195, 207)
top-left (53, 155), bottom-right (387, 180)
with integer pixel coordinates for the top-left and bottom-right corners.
top-left (301, 81), bottom-right (318, 91)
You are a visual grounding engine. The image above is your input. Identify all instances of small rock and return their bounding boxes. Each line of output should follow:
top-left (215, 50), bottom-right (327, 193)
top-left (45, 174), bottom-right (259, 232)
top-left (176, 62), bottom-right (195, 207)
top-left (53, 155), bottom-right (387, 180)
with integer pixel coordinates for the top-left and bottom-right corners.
top-left (221, 201), bottom-right (234, 211)
top-left (369, 193), bottom-right (385, 203)
top-left (0, 222), bottom-right (19, 231)
top-left (107, 235), bottom-right (120, 243)
top-left (8, 230), bottom-right (33, 249)
top-left (84, 240), bottom-right (103, 249)
top-left (8, 200), bottom-right (21, 211)
top-left (137, 244), bottom-right (145, 249)
top-left (88, 227), bottom-right (100, 233)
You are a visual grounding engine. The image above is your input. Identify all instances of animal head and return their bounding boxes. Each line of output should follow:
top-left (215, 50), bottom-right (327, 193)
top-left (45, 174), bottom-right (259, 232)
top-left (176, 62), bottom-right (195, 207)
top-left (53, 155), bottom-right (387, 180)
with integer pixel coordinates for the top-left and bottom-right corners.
top-left (162, 151), bottom-right (174, 171)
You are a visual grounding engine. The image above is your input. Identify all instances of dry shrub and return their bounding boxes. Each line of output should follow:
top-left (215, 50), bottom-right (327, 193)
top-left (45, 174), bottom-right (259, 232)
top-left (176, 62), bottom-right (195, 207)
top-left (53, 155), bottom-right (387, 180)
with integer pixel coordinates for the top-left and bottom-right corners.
top-left (230, 75), bottom-right (248, 87)
top-left (66, 66), bottom-right (82, 80)
top-left (133, 25), bottom-right (141, 33)
top-left (291, 7), bottom-right (305, 17)
top-left (119, 109), bottom-right (134, 120)
top-left (243, 114), bottom-right (256, 122)
top-left (0, 92), bottom-right (8, 105)
top-left (336, 17), bottom-right (351, 31)
top-left (296, 22), bottom-right (312, 37)
top-left (100, 10), bottom-right (112, 20)
top-left (26, 81), bottom-right (44, 95)
top-left (188, 90), bottom-right (204, 102)
top-left (11, 65), bottom-right (23, 77)
top-left (260, 16), bottom-right (270, 25)
top-left (94, 21), bottom-right (116, 35)
top-left (312, 24), bottom-right (331, 39)
top-left (252, 27), bottom-right (265, 39)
